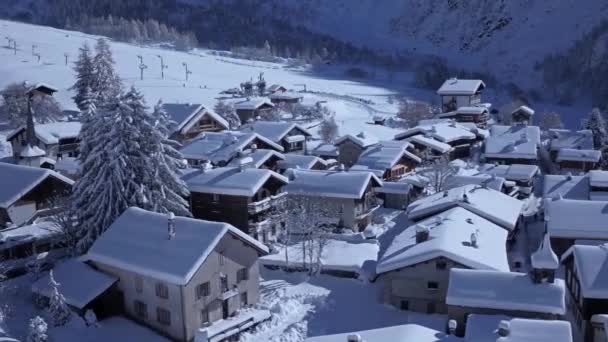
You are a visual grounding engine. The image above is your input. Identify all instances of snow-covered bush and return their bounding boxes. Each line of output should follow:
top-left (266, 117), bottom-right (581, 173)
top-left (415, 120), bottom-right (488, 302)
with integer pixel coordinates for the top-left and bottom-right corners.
top-left (47, 270), bottom-right (71, 326)
top-left (27, 316), bottom-right (48, 342)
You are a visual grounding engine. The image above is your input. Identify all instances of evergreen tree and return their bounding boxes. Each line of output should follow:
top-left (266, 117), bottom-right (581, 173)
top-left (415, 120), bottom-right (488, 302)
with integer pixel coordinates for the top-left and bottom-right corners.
top-left (92, 38), bottom-right (122, 106)
top-left (77, 86), bottom-right (97, 161)
top-left (584, 108), bottom-right (608, 149)
top-left (71, 42), bottom-right (95, 111)
top-left (47, 271), bottom-right (71, 326)
top-left (27, 316), bottom-right (48, 342)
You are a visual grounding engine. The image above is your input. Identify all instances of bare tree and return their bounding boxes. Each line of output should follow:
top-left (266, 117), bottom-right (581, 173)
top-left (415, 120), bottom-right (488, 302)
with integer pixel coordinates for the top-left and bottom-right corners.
top-left (214, 100), bottom-right (241, 129)
top-left (319, 114), bottom-right (339, 143)
top-left (538, 111), bottom-right (563, 130)
top-left (397, 99), bottom-right (434, 128)
top-left (419, 155), bottom-right (457, 193)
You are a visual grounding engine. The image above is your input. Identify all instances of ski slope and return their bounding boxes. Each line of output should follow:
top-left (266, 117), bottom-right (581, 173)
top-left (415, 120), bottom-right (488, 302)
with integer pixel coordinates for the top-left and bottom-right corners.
top-left (0, 20), bottom-right (408, 139)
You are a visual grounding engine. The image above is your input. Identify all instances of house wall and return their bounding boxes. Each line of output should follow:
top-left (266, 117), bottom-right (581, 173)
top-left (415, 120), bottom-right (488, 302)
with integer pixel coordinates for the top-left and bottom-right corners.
top-left (5, 176), bottom-right (72, 226)
top-left (190, 192), bottom-right (250, 232)
top-left (337, 140), bottom-right (364, 167)
top-left (559, 160), bottom-right (596, 173)
top-left (441, 95), bottom-right (477, 112)
top-left (382, 193), bottom-right (409, 210)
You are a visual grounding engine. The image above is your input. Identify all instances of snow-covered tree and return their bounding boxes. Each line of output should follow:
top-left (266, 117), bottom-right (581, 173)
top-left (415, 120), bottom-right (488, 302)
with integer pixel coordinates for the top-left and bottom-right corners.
top-left (77, 86), bottom-right (97, 161)
top-left (47, 270), bottom-right (71, 326)
top-left (214, 100), bottom-right (240, 129)
top-left (319, 114), bottom-right (339, 143)
top-left (27, 316), bottom-right (48, 342)
top-left (0, 82), bottom-right (62, 126)
top-left (71, 42), bottom-right (95, 111)
top-left (538, 111), bottom-right (563, 130)
top-left (584, 108), bottom-right (608, 149)
top-left (420, 155), bottom-right (457, 193)
top-left (91, 38), bottom-right (122, 106)
top-left (397, 99), bottom-right (434, 128)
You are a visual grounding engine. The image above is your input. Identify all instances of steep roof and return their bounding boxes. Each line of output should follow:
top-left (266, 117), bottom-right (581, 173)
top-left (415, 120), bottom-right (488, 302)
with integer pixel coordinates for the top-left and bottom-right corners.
top-left (447, 268), bottom-right (566, 315)
top-left (285, 169), bottom-right (382, 199)
top-left (549, 129), bottom-right (594, 151)
top-left (162, 103), bottom-right (229, 134)
top-left (86, 207), bottom-right (268, 285)
top-left (278, 154), bottom-right (326, 170)
top-left (394, 122), bottom-right (476, 143)
top-left (0, 163), bottom-right (73, 208)
top-left (7, 122), bottom-right (82, 145)
top-left (545, 198), bottom-right (608, 239)
top-left (179, 131), bottom-right (283, 163)
top-left (484, 125), bottom-right (541, 160)
top-left (562, 244), bottom-right (608, 299)
top-left (351, 140), bottom-right (421, 175)
top-left (542, 174), bottom-right (589, 200)
top-left (374, 181), bottom-right (413, 195)
top-left (183, 167), bottom-right (287, 197)
top-left (465, 314), bottom-right (573, 342)
top-left (377, 207), bottom-right (509, 274)
top-left (437, 78), bottom-right (485, 96)
top-left (245, 121), bottom-right (312, 142)
top-left (305, 324), bottom-right (460, 342)
top-left (477, 164), bottom-right (539, 182)
top-left (335, 131), bottom-right (379, 148)
top-left (407, 184), bottom-right (523, 231)
top-left (445, 174), bottom-right (506, 192)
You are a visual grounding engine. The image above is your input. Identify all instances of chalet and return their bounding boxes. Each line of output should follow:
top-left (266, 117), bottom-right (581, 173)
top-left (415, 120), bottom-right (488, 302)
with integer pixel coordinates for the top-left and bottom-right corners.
top-left (376, 207), bottom-right (509, 315)
top-left (0, 163), bottom-right (73, 228)
top-left (510, 105), bottom-right (535, 125)
top-left (84, 208), bottom-right (270, 342)
top-left (7, 122), bottom-right (81, 167)
top-left (227, 148), bottom-right (285, 172)
top-left (556, 149), bottom-right (601, 173)
top-left (561, 244), bottom-right (608, 342)
top-left (183, 166), bottom-right (288, 244)
top-left (394, 121), bottom-right (479, 159)
top-left (545, 198), bottom-right (608, 255)
top-left (234, 98), bottom-right (274, 123)
top-left (591, 315), bottom-right (608, 342)
top-left (179, 131), bottom-right (283, 167)
top-left (484, 125), bottom-right (541, 165)
top-left (476, 163), bottom-right (540, 196)
top-left (267, 84), bottom-right (287, 94)
top-left (243, 121), bottom-right (312, 153)
top-left (162, 103), bottom-right (229, 142)
top-left (374, 182), bottom-right (415, 210)
top-left (305, 323), bottom-right (459, 342)
top-left (464, 314), bottom-right (572, 342)
top-left (335, 132), bottom-right (379, 167)
top-left (437, 106), bottom-right (490, 128)
top-left (437, 78), bottom-right (485, 113)
top-left (549, 129), bottom-right (599, 172)
top-left (268, 92), bottom-right (302, 105)
top-left (284, 169), bottom-right (382, 231)
top-left (277, 154), bottom-right (327, 173)
top-left (350, 141), bottom-right (421, 180)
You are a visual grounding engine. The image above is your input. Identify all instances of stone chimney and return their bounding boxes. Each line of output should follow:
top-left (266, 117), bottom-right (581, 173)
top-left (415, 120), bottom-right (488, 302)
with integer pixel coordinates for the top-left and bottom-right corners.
top-left (167, 212), bottom-right (175, 240)
top-left (346, 334), bottom-right (362, 342)
top-left (497, 320), bottom-right (510, 337)
top-left (415, 225), bottom-right (430, 243)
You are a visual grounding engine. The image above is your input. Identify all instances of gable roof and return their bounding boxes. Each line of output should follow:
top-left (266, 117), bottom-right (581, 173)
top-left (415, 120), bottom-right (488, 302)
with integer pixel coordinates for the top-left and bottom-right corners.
top-left (437, 78), bottom-right (485, 96)
top-left (510, 105), bottom-right (535, 118)
top-left (278, 154), bottom-right (326, 170)
top-left (227, 149), bottom-right (285, 169)
top-left (589, 170), bottom-right (608, 187)
top-left (477, 163), bottom-right (539, 182)
top-left (556, 148), bottom-right (601, 163)
top-left (162, 103), bottom-right (229, 134)
top-left (543, 174), bottom-right (589, 200)
top-left (438, 106), bottom-right (489, 119)
top-left (407, 184), bottom-right (523, 231)
top-left (445, 174), bottom-right (506, 192)
top-left (563, 244), bottom-right (608, 299)
top-left (545, 198), bottom-right (608, 239)
top-left (234, 98), bottom-right (274, 110)
top-left (245, 121), bottom-right (312, 142)
top-left (465, 314), bottom-right (573, 342)
top-left (484, 125), bottom-right (541, 160)
top-left (351, 141), bottom-right (421, 175)
top-left (447, 268), bottom-right (566, 315)
top-left (335, 132), bottom-right (379, 148)
top-left (549, 129), bottom-right (594, 151)
top-left (7, 122), bottom-right (81, 145)
top-left (310, 143), bottom-right (339, 158)
top-left (86, 207), bottom-right (268, 285)
top-left (183, 167), bottom-right (287, 197)
top-left (377, 207), bottom-right (509, 274)
top-left (0, 163), bottom-right (73, 208)
top-left (179, 131), bottom-right (283, 163)
top-left (395, 122), bottom-right (476, 143)
top-left (406, 135), bottom-right (454, 154)
top-left (285, 169), bottom-right (382, 199)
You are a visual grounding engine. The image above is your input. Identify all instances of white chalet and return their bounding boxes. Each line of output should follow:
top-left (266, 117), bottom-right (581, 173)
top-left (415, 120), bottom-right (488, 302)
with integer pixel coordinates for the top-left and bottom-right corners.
top-left (335, 132), bottom-right (379, 167)
top-left (437, 78), bottom-right (485, 113)
top-left (394, 121), bottom-right (480, 160)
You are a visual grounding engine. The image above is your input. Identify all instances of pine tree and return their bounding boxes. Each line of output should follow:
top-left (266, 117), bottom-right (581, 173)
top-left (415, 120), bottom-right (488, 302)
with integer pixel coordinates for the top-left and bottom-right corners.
top-left (584, 108), bottom-right (608, 149)
top-left (214, 100), bottom-right (240, 129)
top-left (47, 270), bottom-right (71, 326)
top-left (92, 38), bottom-right (122, 106)
top-left (77, 86), bottom-right (97, 161)
top-left (27, 316), bottom-right (48, 342)
top-left (71, 42), bottom-right (95, 111)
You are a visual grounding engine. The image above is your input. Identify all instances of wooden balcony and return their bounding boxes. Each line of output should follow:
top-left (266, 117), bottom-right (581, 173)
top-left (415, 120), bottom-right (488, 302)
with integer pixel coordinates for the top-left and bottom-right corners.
top-left (247, 192), bottom-right (287, 215)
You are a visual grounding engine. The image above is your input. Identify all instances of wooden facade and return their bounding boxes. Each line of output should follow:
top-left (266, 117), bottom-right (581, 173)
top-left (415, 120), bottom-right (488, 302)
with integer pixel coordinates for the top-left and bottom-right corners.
top-left (235, 104), bottom-right (274, 123)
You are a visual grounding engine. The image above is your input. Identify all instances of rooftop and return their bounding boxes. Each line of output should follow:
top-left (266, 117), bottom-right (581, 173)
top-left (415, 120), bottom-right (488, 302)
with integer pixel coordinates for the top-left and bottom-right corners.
top-left (589, 170), bottom-right (608, 188)
top-left (406, 135), bottom-right (453, 154)
top-left (543, 174), bottom-right (589, 200)
top-left (234, 98), bottom-right (274, 110)
top-left (310, 143), bottom-right (339, 157)
top-left (556, 148), bottom-right (601, 163)
top-left (179, 131), bottom-right (283, 163)
top-left (437, 78), bottom-right (485, 96)
top-left (351, 140), bottom-right (421, 175)
top-left (464, 314), bottom-right (572, 342)
top-left (484, 125), bottom-right (541, 160)
top-left (549, 129), bottom-right (594, 151)
top-left (0, 162), bottom-right (73, 208)
top-left (305, 323), bottom-right (461, 342)
top-left (335, 131), bottom-right (379, 148)
top-left (477, 163), bottom-right (539, 182)
top-left (444, 174), bottom-right (506, 192)
top-left (183, 166), bottom-right (287, 197)
top-left (285, 169), bottom-right (382, 199)
top-left (7, 121), bottom-right (82, 145)
top-left (278, 154), bottom-right (326, 170)
top-left (244, 121), bottom-right (312, 143)
top-left (162, 103), bottom-right (229, 134)
top-left (545, 198), bottom-right (608, 239)
top-left (227, 149), bottom-right (285, 169)
top-left (395, 121), bottom-right (477, 143)
top-left (563, 244), bottom-right (608, 299)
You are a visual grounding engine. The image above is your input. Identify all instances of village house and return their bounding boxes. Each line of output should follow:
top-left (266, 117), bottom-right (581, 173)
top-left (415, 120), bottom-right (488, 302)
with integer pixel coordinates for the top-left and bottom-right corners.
top-left (437, 78), bottom-right (485, 113)
top-left (350, 140), bottom-right (421, 181)
top-left (183, 166), bottom-right (288, 244)
top-left (335, 132), bottom-right (379, 168)
top-left (227, 147), bottom-right (285, 172)
top-left (242, 121), bottom-right (312, 153)
top-left (476, 163), bottom-right (540, 197)
top-left (376, 207), bottom-right (510, 315)
top-left (394, 121), bottom-right (481, 160)
top-left (179, 131), bottom-right (283, 167)
top-left (589, 171), bottom-right (608, 200)
top-left (545, 197), bottom-right (608, 255)
top-left (404, 135), bottom-right (453, 160)
top-left (483, 124), bottom-right (541, 165)
top-left (277, 154), bottom-right (328, 173)
top-left (374, 182), bottom-right (417, 210)
top-left (84, 207), bottom-right (270, 342)
top-left (162, 103), bottom-right (229, 142)
top-left (463, 314), bottom-right (573, 342)
top-left (284, 169), bottom-right (382, 231)
top-left (7, 122), bottom-right (81, 168)
top-left (268, 92), bottom-right (302, 105)
top-left (561, 244), bottom-right (608, 342)
top-left (510, 105), bottom-right (535, 125)
top-left (0, 163), bottom-right (73, 228)
top-left (549, 129), bottom-right (599, 172)
top-left (437, 106), bottom-right (490, 128)
top-left (234, 98), bottom-right (274, 123)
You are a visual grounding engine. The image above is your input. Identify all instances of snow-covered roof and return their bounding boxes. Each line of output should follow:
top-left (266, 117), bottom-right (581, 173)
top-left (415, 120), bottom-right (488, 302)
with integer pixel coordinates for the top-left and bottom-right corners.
top-left (234, 98), bottom-right (274, 110)
top-left (244, 121), bottom-right (311, 142)
top-left (543, 174), bottom-right (589, 200)
top-left (310, 143), bottom-right (339, 157)
top-left (510, 105), bottom-right (535, 118)
top-left (545, 198), bottom-right (608, 239)
top-left (589, 170), bottom-right (608, 188)
top-left (477, 163), bottom-right (539, 182)
top-left (268, 92), bottom-right (302, 100)
top-left (86, 207), bottom-right (268, 285)
top-left (447, 268), bottom-right (566, 315)
top-left (31, 259), bottom-right (118, 309)
top-left (399, 173), bottom-right (429, 189)
top-left (562, 244), bottom-right (608, 299)
top-left (408, 185), bottom-right (523, 231)
top-left (55, 157), bottom-right (81, 176)
top-left (374, 181), bottom-right (413, 195)
top-left (335, 131), bottom-right (379, 148)
top-left (20, 144), bottom-right (46, 157)
top-left (445, 175), bottom-right (506, 192)
top-left (285, 169), bottom-right (382, 199)
top-left (351, 140), bottom-right (420, 174)
top-left (162, 103), bottom-right (229, 134)
top-left (484, 125), bottom-right (541, 160)
top-left (305, 323), bottom-right (460, 342)
top-left (457, 106), bottom-right (489, 115)
top-left (179, 131), bottom-right (283, 163)
top-left (377, 207), bottom-right (509, 274)
top-left (531, 233), bottom-right (559, 270)
top-left (0, 221), bottom-right (60, 247)
top-left (183, 167), bottom-right (287, 197)
top-left (549, 129), bottom-right (594, 151)
top-left (395, 121), bottom-right (477, 143)
top-left (437, 78), bottom-right (485, 96)
top-left (406, 135), bottom-right (453, 154)
top-left (557, 148), bottom-right (601, 163)
top-left (277, 154), bottom-right (326, 170)
top-left (7, 122), bottom-right (81, 145)
top-left (0, 163), bottom-right (73, 208)
top-left (227, 149), bottom-right (285, 169)
top-left (267, 84), bottom-right (286, 92)
top-left (465, 314), bottom-right (573, 342)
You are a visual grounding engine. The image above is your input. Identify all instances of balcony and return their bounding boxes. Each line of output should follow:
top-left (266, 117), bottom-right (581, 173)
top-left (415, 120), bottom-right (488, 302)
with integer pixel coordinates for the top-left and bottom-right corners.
top-left (247, 192), bottom-right (287, 215)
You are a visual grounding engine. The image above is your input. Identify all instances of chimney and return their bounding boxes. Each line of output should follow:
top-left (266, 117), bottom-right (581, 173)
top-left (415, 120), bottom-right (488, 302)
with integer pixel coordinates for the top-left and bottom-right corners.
top-left (415, 225), bottom-right (430, 243)
top-left (448, 319), bottom-right (457, 335)
top-left (338, 163), bottom-right (345, 171)
top-left (346, 334), bottom-right (362, 342)
top-left (167, 212), bottom-right (175, 240)
top-left (462, 193), bottom-right (469, 203)
top-left (497, 321), bottom-right (510, 337)
top-left (250, 143), bottom-right (258, 152)
top-left (443, 190), bottom-right (449, 197)
top-left (470, 231), bottom-right (478, 248)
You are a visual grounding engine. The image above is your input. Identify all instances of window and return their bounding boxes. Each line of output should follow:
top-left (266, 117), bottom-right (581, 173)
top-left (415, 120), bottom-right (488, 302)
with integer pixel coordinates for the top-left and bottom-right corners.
top-left (135, 275), bottom-right (143, 293)
top-left (219, 253), bottom-right (225, 266)
top-left (400, 300), bottom-right (409, 311)
top-left (200, 308), bottom-right (209, 325)
top-left (134, 300), bottom-right (147, 319)
top-left (436, 260), bottom-right (447, 270)
top-left (155, 282), bottom-right (169, 299)
top-left (220, 275), bottom-right (229, 293)
top-left (196, 282), bottom-right (210, 299)
top-left (212, 193), bottom-right (220, 202)
top-left (237, 268), bottom-right (249, 283)
top-left (427, 282), bottom-right (439, 291)
top-left (240, 292), bottom-right (248, 307)
top-left (156, 307), bottom-right (171, 326)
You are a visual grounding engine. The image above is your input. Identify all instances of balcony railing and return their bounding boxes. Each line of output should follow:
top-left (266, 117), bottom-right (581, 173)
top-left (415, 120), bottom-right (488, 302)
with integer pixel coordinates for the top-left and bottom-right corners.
top-left (248, 192), bottom-right (287, 215)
